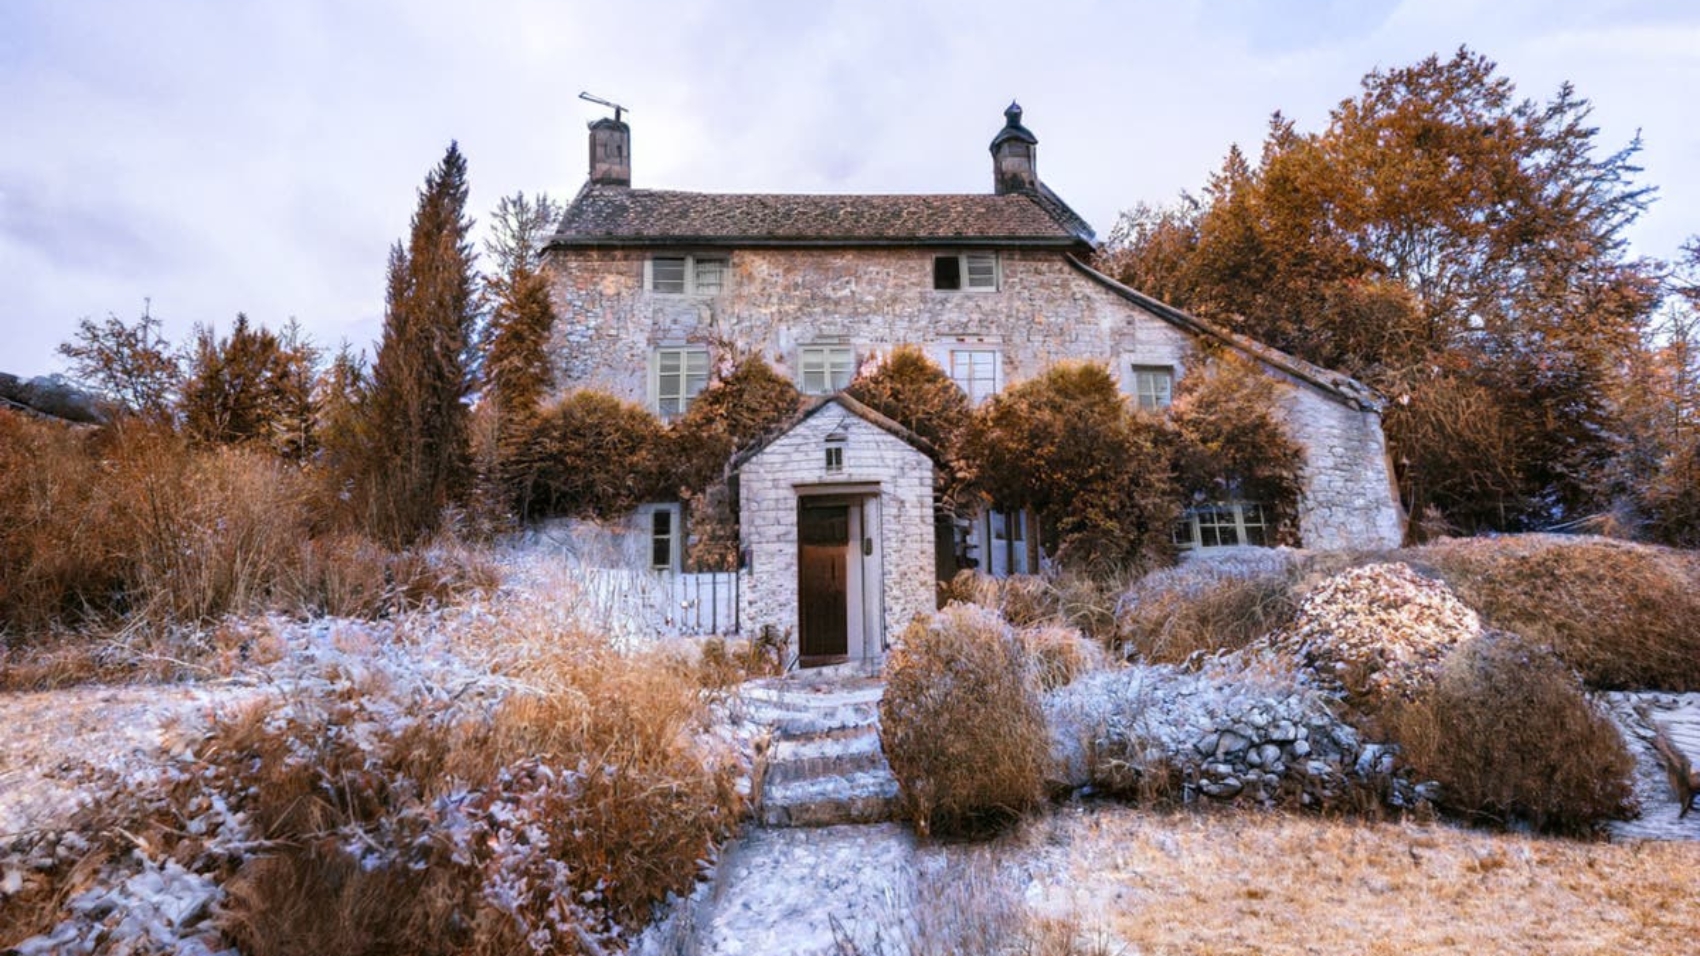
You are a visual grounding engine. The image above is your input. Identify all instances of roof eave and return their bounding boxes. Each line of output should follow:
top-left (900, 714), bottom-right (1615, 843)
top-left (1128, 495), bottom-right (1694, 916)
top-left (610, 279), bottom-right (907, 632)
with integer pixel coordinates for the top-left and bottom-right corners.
top-left (1064, 256), bottom-right (1386, 412)
top-left (543, 234), bottom-right (1091, 252)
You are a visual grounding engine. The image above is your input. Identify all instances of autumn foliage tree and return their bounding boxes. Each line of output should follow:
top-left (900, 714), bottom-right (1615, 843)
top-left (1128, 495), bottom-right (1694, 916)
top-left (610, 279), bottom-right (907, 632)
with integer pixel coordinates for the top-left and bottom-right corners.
top-left (181, 314), bottom-right (318, 460)
top-left (962, 362), bottom-right (1178, 571)
top-left (516, 390), bottom-right (666, 521)
top-left (358, 143), bottom-right (479, 544)
top-left (1103, 48), bottom-right (1661, 535)
top-left (479, 192), bottom-right (562, 501)
top-left (846, 345), bottom-right (972, 514)
top-left (57, 307), bottom-right (182, 423)
top-left (1169, 350), bottom-right (1305, 543)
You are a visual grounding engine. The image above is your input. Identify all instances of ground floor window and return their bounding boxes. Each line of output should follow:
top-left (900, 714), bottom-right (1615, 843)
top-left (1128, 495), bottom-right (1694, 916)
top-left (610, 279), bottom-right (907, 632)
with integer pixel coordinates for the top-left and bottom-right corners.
top-left (1174, 501), bottom-right (1270, 550)
top-left (967, 506), bottom-right (1031, 576)
top-left (636, 502), bottom-right (682, 571)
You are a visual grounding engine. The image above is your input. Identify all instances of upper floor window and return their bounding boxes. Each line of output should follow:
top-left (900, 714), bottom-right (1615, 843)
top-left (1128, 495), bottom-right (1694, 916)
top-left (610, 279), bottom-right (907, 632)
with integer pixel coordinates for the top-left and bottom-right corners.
top-left (948, 347), bottom-right (1001, 404)
top-left (799, 345), bottom-right (855, 395)
top-left (653, 346), bottom-right (710, 418)
top-left (1131, 365), bottom-right (1174, 411)
top-left (933, 252), bottom-right (999, 291)
top-left (650, 255), bottom-right (727, 295)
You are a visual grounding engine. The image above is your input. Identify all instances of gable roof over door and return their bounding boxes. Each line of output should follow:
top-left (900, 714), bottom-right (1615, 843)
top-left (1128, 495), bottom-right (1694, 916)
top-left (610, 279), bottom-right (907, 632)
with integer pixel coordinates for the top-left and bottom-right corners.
top-left (545, 183), bottom-right (1095, 250)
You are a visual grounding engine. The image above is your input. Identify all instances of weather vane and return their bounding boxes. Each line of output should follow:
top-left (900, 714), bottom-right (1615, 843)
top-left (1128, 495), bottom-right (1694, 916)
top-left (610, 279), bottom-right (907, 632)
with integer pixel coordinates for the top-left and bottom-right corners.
top-left (578, 91), bottom-right (629, 123)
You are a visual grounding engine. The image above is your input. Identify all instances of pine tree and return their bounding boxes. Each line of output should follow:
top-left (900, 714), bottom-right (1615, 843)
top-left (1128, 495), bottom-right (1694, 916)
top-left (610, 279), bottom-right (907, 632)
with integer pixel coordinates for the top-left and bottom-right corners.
top-left (480, 192), bottom-right (562, 512)
top-left (360, 143), bottom-right (478, 544)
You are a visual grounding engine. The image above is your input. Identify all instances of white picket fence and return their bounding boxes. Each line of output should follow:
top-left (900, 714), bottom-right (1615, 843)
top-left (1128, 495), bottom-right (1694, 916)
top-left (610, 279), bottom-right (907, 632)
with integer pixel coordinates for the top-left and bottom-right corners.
top-left (575, 568), bottom-right (740, 639)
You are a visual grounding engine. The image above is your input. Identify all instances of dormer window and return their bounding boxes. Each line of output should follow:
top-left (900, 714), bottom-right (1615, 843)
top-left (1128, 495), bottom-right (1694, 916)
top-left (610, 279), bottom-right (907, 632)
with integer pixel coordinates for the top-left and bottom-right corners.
top-left (649, 255), bottom-right (727, 295)
top-left (933, 253), bottom-right (999, 292)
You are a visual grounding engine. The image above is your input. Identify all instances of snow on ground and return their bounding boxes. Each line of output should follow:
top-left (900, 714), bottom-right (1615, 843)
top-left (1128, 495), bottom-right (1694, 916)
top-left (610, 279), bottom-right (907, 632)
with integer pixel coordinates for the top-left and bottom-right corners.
top-left (1603, 691), bottom-right (1700, 842)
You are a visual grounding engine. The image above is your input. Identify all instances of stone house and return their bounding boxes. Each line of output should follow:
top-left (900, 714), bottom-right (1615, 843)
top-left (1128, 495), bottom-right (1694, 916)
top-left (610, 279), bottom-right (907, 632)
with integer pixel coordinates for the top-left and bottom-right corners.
top-left (541, 103), bottom-right (1404, 665)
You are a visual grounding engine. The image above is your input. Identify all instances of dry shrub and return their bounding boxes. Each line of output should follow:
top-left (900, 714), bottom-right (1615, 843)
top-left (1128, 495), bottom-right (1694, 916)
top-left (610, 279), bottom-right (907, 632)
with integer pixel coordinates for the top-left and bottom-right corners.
top-left (1385, 631), bottom-right (1636, 834)
top-left (999, 574), bottom-right (1058, 626)
top-left (515, 389), bottom-right (667, 521)
top-left (0, 412), bottom-right (123, 632)
top-left (696, 633), bottom-right (783, 689)
top-left (880, 604), bottom-right (1047, 837)
top-left (1049, 569), bottom-right (1128, 642)
top-left (1022, 625), bottom-right (1105, 691)
top-left (1115, 560), bottom-right (1302, 664)
top-left (1414, 535), bottom-right (1700, 690)
top-left (940, 569), bottom-right (1001, 609)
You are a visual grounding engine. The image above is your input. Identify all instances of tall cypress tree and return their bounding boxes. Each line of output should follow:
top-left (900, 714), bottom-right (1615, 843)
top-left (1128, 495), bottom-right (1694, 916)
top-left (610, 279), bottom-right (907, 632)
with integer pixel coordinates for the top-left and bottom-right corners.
top-left (362, 142), bottom-right (478, 544)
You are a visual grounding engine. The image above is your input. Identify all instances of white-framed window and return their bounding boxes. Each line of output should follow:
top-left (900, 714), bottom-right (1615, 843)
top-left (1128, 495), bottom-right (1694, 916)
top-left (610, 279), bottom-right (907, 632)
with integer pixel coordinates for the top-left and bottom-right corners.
top-left (799, 345), bottom-right (855, 395)
top-left (636, 503), bottom-right (682, 571)
top-left (1174, 501), bottom-right (1271, 550)
top-left (948, 347), bottom-right (1001, 404)
top-left (651, 346), bottom-right (710, 418)
top-left (648, 255), bottom-right (727, 295)
top-left (824, 437), bottom-right (845, 474)
top-left (1130, 365), bottom-right (1174, 411)
top-left (933, 252), bottom-right (999, 291)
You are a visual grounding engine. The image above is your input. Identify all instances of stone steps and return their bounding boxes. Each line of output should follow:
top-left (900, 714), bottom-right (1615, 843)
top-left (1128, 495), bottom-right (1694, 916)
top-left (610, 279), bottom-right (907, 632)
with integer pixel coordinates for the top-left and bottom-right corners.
top-left (744, 676), bottom-right (902, 828)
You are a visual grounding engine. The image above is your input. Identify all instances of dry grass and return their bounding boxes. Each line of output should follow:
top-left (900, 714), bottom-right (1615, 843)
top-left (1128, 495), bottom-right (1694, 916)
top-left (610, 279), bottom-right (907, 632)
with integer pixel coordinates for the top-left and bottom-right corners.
top-left (4, 585), bottom-right (743, 954)
top-left (881, 605), bottom-right (1048, 837)
top-left (1021, 624), bottom-right (1106, 692)
top-left (1029, 806), bottom-right (1700, 955)
top-left (1413, 535), bottom-right (1700, 691)
top-left (1114, 560), bottom-right (1304, 664)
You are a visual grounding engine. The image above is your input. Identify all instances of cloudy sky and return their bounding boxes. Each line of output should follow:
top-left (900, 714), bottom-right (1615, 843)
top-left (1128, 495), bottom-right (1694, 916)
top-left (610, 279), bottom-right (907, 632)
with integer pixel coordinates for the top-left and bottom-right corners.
top-left (3, 0), bottom-right (1697, 380)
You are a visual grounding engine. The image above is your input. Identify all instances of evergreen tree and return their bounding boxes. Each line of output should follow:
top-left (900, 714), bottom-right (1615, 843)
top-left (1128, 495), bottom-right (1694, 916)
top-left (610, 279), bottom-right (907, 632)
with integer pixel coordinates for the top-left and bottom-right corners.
top-left (480, 192), bottom-right (562, 510)
top-left (360, 143), bottom-right (479, 544)
top-left (181, 314), bottom-right (319, 459)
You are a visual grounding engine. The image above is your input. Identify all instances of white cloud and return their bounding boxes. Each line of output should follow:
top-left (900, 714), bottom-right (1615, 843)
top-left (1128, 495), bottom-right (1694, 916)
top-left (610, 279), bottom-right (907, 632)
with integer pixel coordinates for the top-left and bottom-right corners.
top-left (2, 0), bottom-right (1696, 379)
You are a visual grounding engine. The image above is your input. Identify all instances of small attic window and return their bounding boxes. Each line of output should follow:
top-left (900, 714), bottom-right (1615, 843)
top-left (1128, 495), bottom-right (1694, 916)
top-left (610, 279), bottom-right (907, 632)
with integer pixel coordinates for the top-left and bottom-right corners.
top-left (824, 433), bottom-right (846, 474)
top-left (933, 253), bottom-right (999, 292)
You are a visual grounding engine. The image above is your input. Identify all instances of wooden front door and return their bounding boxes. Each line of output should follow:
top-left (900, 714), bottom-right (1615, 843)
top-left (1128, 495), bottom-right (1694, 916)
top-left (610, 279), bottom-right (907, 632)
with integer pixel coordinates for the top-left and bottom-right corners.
top-left (798, 501), bottom-right (850, 664)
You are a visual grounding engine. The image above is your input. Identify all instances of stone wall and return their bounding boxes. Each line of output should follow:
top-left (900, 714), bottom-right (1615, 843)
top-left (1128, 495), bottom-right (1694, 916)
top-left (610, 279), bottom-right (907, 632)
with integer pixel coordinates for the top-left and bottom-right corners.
top-left (1271, 375), bottom-right (1405, 550)
top-left (544, 247), bottom-right (1194, 402)
top-left (737, 402), bottom-right (935, 660)
top-left (546, 245), bottom-right (1403, 550)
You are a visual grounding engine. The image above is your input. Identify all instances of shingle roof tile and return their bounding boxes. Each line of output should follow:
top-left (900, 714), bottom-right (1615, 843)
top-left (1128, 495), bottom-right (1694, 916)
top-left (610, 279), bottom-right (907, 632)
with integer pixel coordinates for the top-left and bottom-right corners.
top-left (547, 184), bottom-right (1095, 248)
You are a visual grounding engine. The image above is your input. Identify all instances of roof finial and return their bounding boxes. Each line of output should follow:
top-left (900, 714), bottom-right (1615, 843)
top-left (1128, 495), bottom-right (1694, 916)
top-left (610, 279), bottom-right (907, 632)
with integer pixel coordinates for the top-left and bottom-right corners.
top-left (1005, 100), bottom-right (1023, 126)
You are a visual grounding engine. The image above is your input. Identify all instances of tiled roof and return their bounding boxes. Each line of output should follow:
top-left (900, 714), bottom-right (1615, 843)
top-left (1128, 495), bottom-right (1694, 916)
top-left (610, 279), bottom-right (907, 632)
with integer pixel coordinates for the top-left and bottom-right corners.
top-left (546, 184), bottom-right (1095, 249)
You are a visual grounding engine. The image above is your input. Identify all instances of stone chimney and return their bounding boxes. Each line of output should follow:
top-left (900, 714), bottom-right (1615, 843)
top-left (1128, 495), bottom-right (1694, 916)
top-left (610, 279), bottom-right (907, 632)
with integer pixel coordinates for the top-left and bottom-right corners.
top-left (989, 101), bottom-right (1038, 194)
top-left (588, 116), bottom-right (631, 186)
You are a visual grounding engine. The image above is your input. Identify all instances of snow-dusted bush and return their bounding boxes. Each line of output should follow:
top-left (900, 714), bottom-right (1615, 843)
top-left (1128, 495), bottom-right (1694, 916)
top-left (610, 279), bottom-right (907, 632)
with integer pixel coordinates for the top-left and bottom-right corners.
top-left (1384, 631), bottom-right (1636, 834)
top-left (880, 605), bottom-right (1047, 836)
top-left (1114, 553), bottom-right (1307, 664)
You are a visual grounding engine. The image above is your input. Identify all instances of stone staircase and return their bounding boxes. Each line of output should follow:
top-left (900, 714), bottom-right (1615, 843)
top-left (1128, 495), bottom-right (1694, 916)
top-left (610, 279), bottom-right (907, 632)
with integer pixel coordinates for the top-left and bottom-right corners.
top-left (742, 676), bottom-right (902, 827)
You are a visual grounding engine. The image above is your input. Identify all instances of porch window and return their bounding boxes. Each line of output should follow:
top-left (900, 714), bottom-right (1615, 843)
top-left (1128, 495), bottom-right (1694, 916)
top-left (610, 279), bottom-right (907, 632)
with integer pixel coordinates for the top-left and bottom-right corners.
top-left (652, 347), bottom-right (710, 418)
top-left (1174, 501), bottom-right (1270, 550)
top-left (800, 345), bottom-right (855, 394)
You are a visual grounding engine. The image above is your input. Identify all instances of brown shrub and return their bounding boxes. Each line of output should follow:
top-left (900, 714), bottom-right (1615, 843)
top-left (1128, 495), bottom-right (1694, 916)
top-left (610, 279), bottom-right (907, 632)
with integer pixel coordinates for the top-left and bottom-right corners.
top-left (880, 604), bottom-right (1048, 837)
top-left (1385, 631), bottom-right (1636, 834)
top-left (1115, 561), bottom-right (1302, 665)
top-left (514, 389), bottom-right (667, 520)
top-left (998, 574), bottom-right (1057, 626)
top-left (1021, 624), bottom-right (1105, 691)
top-left (939, 569), bottom-right (1000, 609)
top-left (1415, 535), bottom-right (1700, 690)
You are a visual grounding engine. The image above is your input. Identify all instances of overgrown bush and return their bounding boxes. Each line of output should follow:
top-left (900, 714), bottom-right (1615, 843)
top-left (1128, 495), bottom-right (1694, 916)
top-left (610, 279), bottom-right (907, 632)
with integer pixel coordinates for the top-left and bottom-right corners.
top-left (1385, 631), bottom-right (1636, 834)
top-left (666, 354), bottom-right (802, 495)
top-left (513, 390), bottom-right (666, 520)
top-left (962, 362), bottom-right (1179, 572)
top-left (880, 605), bottom-right (1048, 836)
top-left (1415, 536), bottom-right (1700, 690)
top-left (846, 345), bottom-right (973, 514)
top-left (1169, 349), bottom-right (1304, 544)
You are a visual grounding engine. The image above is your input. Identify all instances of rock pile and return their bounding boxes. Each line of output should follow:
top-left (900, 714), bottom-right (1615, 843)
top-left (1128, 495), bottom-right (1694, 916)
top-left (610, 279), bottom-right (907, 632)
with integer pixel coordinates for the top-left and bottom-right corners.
top-left (1271, 562), bottom-right (1480, 706)
top-left (1048, 660), bottom-right (1415, 811)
